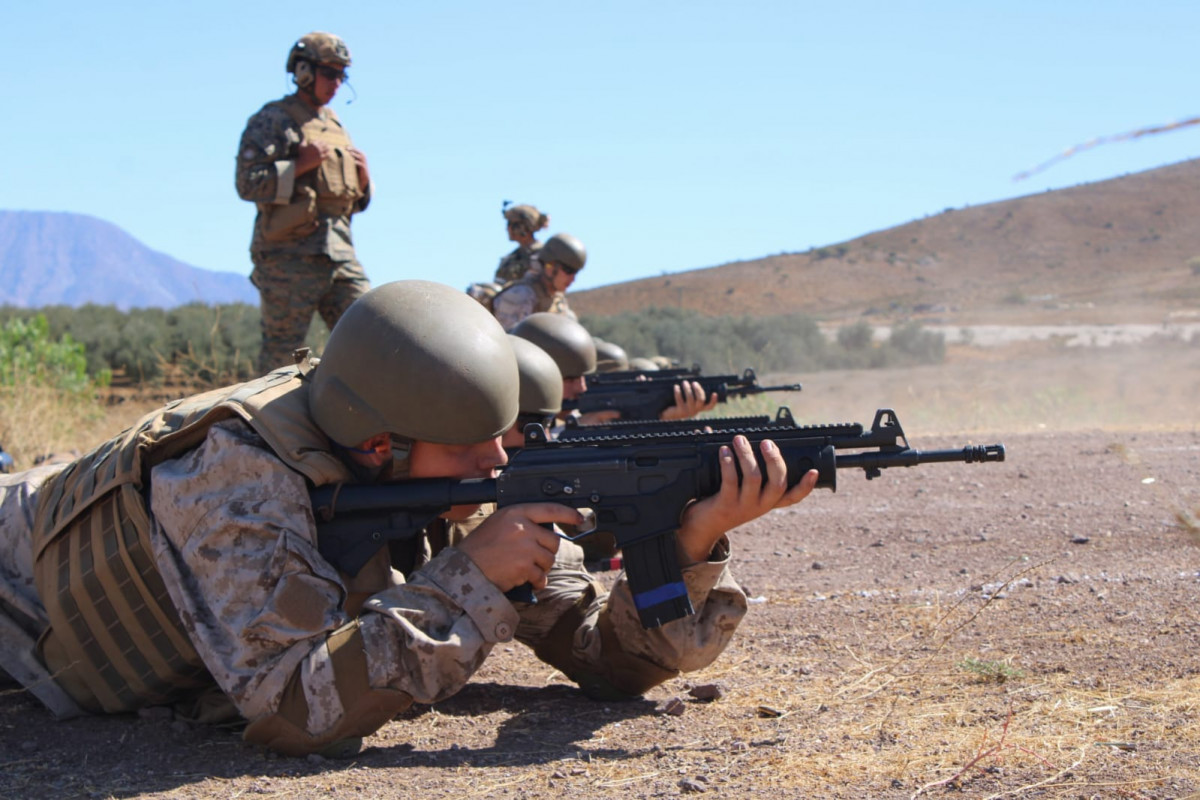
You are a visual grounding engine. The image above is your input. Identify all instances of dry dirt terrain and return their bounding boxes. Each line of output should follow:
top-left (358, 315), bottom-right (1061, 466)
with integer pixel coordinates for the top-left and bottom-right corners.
top-left (2, 336), bottom-right (1198, 800)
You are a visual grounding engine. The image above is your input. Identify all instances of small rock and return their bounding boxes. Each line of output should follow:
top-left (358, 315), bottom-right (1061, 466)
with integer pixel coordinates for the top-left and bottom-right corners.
top-left (1071, 536), bottom-right (1091, 544)
top-left (680, 777), bottom-right (708, 793)
top-left (811, 562), bottom-right (825, 570)
top-left (659, 697), bottom-right (686, 716)
top-left (688, 683), bottom-right (726, 702)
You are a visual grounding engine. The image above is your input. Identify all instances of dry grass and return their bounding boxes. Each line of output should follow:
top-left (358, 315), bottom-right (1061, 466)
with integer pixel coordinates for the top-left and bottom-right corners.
top-left (0, 378), bottom-right (163, 471)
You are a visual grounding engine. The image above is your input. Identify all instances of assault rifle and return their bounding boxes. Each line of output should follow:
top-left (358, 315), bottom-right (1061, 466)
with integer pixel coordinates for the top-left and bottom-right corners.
top-left (312, 409), bottom-right (1005, 629)
top-left (588, 364), bottom-right (701, 384)
top-left (556, 406), bottom-right (798, 441)
top-left (564, 367), bottom-right (802, 421)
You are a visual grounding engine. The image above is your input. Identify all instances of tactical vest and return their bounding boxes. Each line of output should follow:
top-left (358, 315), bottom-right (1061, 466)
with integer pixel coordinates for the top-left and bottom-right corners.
top-left (494, 243), bottom-right (543, 285)
top-left (31, 367), bottom-right (354, 714)
top-left (280, 95), bottom-right (364, 218)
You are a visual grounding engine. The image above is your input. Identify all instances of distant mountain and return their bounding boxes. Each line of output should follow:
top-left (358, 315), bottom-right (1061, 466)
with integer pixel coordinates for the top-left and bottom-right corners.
top-left (572, 158), bottom-right (1200, 325)
top-left (0, 210), bottom-right (258, 310)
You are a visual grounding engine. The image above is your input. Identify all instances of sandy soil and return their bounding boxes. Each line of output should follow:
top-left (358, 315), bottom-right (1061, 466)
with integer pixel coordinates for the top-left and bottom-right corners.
top-left (2, 341), bottom-right (1199, 799)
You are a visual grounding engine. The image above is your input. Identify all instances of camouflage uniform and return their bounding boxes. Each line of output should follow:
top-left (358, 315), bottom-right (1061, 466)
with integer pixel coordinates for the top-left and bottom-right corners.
top-left (0, 376), bottom-right (747, 755)
top-left (236, 94), bottom-right (372, 374)
top-left (494, 242), bottom-right (543, 285)
top-left (492, 272), bottom-right (576, 332)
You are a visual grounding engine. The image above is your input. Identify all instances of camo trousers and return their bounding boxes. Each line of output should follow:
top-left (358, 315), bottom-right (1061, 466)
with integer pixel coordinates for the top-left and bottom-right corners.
top-left (251, 253), bottom-right (370, 374)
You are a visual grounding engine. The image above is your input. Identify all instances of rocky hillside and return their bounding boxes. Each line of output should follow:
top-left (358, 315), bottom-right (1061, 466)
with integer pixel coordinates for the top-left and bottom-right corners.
top-left (0, 210), bottom-right (257, 309)
top-left (572, 159), bottom-right (1200, 325)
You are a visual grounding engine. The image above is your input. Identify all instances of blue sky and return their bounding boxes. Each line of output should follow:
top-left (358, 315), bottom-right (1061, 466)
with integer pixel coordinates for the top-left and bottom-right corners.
top-left (6, 1), bottom-right (1200, 295)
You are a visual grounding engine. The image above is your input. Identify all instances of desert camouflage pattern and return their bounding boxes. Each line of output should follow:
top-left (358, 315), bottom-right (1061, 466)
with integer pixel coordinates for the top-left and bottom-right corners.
top-left (147, 418), bottom-right (746, 751)
top-left (13, 371), bottom-right (348, 718)
top-left (494, 242), bottom-right (543, 284)
top-left (0, 392), bottom-right (746, 756)
top-left (492, 272), bottom-right (575, 331)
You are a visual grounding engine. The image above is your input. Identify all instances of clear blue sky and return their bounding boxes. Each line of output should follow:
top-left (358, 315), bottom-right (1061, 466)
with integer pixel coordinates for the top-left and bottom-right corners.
top-left (6, 1), bottom-right (1200, 295)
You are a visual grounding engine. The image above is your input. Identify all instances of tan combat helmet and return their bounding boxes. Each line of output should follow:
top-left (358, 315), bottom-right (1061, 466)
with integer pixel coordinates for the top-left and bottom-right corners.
top-left (511, 313), bottom-right (597, 378)
top-left (502, 203), bottom-right (549, 237)
top-left (287, 32), bottom-right (352, 88)
top-left (508, 335), bottom-right (563, 417)
top-left (592, 338), bottom-right (629, 372)
top-left (309, 280), bottom-right (519, 446)
top-left (539, 233), bottom-right (587, 273)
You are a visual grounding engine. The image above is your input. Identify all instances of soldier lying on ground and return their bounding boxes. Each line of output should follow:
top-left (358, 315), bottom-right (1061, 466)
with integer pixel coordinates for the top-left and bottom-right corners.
top-left (510, 313), bottom-right (719, 425)
top-left (0, 281), bottom-right (816, 758)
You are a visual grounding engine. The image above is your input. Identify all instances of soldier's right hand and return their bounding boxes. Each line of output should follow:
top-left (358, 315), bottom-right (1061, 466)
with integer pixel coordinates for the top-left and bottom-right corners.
top-left (458, 503), bottom-right (583, 591)
top-left (296, 140), bottom-right (332, 175)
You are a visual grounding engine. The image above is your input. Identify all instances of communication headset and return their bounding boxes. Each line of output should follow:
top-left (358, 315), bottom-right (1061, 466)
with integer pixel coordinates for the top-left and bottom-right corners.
top-left (292, 58), bottom-right (314, 88)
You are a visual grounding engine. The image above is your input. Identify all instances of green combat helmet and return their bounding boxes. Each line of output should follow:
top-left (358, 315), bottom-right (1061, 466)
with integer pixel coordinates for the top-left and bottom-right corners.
top-left (287, 32), bottom-right (352, 88)
top-left (309, 280), bottom-right (518, 446)
top-left (539, 233), bottom-right (587, 273)
top-left (592, 338), bottom-right (629, 373)
top-left (508, 335), bottom-right (563, 418)
top-left (511, 312), bottom-right (596, 378)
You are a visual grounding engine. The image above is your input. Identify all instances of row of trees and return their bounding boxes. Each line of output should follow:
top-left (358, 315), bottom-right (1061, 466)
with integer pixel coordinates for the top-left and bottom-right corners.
top-left (0, 303), bottom-right (330, 384)
top-left (581, 308), bottom-right (945, 373)
top-left (0, 303), bottom-right (944, 388)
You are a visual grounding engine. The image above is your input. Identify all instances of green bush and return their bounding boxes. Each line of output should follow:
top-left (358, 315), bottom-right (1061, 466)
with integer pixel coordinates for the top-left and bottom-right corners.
top-left (0, 314), bottom-right (107, 394)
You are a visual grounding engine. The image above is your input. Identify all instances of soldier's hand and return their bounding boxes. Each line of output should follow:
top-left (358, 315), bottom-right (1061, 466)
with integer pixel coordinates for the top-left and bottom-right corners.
top-left (659, 380), bottom-right (720, 421)
top-left (675, 436), bottom-right (818, 563)
top-left (296, 140), bottom-right (332, 175)
top-left (458, 503), bottom-right (583, 592)
top-left (350, 147), bottom-right (371, 188)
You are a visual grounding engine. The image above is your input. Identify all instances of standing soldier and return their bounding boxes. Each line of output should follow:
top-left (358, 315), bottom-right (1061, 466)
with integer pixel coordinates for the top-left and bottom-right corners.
top-left (492, 232), bottom-right (586, 331)
top-left (236, 32), bottom-right (373, 375)
top-left (494, 203), bottom-right (549, 285)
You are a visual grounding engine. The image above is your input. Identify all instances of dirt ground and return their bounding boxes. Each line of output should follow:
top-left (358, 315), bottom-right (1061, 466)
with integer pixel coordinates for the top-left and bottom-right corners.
top-left (2, 341), bottom-right (1199, 799)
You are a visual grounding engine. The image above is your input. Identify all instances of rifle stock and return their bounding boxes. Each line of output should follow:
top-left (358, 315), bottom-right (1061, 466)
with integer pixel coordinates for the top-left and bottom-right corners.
top-left (312, 408), bottom-right (1004, 629)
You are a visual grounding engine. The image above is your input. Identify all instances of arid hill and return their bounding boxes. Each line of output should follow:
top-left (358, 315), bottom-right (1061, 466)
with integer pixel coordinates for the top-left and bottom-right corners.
top-left (571, 159), bottom-right (1200, 326)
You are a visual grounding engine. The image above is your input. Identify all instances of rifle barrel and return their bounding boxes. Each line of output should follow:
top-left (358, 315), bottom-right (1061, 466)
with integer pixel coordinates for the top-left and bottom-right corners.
top-left (837, 444), bottom-right (1006, 472)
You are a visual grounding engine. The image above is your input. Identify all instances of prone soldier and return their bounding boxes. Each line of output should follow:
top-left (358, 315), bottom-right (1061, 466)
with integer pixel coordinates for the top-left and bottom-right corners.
top-left (0, 281), bottom-right (816, 756)
top-left (511, 313), bottom-right (718, 424)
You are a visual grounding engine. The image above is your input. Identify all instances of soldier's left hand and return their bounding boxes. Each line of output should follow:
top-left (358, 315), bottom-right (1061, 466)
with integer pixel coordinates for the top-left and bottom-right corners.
top-left (659, 380), bottom-right (720, 421)
top-left (675, 435), bottom-right (818, 563)
top-left (350, 148), bottom-right (371, 188)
